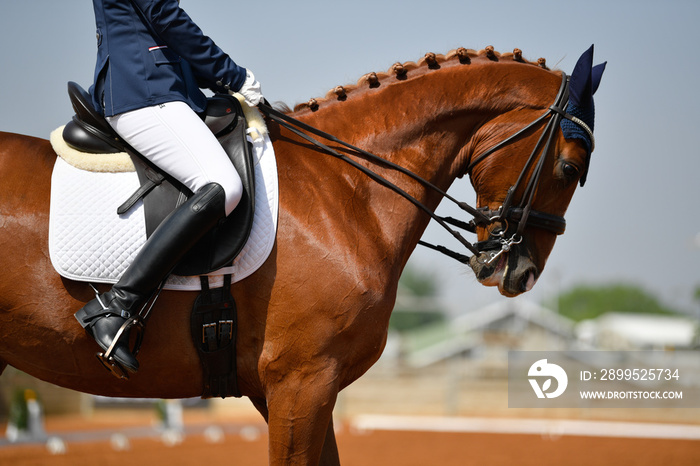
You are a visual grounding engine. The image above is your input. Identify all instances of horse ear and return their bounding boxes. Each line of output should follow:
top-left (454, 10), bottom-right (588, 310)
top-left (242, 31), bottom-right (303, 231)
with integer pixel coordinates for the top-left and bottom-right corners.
top-left (569, 45), bottom-right (607, 105)
top-left (569, 45), bottom-right (595, 107)
top-left (590, 62), bottom-right (607, 96)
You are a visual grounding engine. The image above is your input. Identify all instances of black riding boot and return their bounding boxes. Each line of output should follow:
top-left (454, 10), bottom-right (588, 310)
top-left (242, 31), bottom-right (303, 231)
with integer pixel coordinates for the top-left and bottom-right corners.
top-left (75, 182), bottom-right (227, 375)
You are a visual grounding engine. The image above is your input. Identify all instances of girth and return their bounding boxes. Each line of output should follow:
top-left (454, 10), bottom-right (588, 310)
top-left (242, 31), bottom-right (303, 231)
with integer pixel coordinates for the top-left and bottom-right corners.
top-left (190, 275), bottom-right (240, 398)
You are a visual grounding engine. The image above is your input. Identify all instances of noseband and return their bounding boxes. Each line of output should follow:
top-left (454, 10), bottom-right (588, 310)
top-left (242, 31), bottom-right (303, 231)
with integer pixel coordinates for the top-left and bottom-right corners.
top-left (258, 72), bottom-right (593, 267)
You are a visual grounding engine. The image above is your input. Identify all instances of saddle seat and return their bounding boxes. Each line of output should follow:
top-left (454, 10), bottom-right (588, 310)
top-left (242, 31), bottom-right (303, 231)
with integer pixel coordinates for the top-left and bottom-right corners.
top-left (60, 82), bottom-right (256, 277)
top-left (63, 81), bottom-right (240, 154)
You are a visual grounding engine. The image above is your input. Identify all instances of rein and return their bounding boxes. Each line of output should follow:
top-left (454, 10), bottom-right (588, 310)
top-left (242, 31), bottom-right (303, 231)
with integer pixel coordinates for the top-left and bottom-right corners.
top-left (257, 72), bottom-right (588, 266)
top-left (259, 103), bottom-right (483, 262)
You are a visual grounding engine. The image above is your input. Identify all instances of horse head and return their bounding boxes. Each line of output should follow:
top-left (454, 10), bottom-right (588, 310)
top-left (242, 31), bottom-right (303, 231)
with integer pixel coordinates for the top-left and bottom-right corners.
top-left (467, 45), bottom-right (606, 297)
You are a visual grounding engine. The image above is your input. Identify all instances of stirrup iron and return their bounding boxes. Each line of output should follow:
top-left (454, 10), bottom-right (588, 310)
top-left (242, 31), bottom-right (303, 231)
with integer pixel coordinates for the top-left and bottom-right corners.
top-left (96, 316), bottom-right (145, 380)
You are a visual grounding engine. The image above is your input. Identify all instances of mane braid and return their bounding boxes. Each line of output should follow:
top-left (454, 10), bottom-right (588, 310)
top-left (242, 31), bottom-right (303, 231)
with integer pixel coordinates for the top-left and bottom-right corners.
top-left (293, 47), bottom-right (550, 112)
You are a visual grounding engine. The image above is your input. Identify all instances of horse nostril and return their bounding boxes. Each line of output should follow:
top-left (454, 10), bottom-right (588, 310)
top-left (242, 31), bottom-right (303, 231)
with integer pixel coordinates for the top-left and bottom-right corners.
top-left (520, 269), bottom-right (537, 292)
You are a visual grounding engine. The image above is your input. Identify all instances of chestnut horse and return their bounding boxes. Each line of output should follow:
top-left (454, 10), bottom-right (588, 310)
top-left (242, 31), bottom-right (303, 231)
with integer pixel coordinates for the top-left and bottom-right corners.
top-left (0, 47), bottom-right (603, 464)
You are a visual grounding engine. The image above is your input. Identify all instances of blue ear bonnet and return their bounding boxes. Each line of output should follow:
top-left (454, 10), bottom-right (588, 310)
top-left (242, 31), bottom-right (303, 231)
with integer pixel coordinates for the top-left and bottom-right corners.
top-left (560, 45), bottom-right (606, 186)
top-left (561, 101), bottom-right (595, 154)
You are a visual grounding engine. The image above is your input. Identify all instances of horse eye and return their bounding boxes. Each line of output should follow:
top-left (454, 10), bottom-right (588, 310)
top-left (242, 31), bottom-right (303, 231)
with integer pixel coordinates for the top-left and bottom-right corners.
top-left (561, 162), bottom-right (579, 179)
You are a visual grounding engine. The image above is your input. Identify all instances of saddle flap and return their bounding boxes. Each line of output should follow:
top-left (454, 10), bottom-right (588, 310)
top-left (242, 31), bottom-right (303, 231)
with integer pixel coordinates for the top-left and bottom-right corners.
top-left (173, 97), bottom-right (256, 276)
top-left (120, 94), bottom-right (256, 276)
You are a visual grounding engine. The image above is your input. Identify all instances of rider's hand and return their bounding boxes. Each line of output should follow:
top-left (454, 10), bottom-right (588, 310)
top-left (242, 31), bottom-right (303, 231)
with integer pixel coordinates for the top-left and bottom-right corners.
top-left (235, 70), bottom-right (263, 106)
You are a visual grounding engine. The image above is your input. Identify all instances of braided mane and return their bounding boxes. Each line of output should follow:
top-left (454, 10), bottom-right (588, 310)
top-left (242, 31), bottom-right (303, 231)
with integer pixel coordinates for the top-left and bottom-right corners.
top-left (293, 46), bottom-right (551, 112)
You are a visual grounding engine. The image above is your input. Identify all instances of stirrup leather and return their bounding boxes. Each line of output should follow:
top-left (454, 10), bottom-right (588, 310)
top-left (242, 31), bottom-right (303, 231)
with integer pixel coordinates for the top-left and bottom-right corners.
top-left (96, 316), bottom-right (145, 380)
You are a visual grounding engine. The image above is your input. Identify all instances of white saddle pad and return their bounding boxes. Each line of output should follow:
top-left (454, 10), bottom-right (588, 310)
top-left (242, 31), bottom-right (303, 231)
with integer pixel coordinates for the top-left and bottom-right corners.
top-left (49, 134), bottom-right (278, 291)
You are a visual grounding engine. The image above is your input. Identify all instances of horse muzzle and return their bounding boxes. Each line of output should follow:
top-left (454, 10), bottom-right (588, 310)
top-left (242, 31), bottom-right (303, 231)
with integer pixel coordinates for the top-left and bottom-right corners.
top-left (470, 245), bottom-right (539, 297)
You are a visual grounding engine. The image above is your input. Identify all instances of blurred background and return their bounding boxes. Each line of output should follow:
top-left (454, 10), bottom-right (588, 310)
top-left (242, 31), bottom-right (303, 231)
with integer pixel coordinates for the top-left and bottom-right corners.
top-left (1, 0), bottom-right (699, 464)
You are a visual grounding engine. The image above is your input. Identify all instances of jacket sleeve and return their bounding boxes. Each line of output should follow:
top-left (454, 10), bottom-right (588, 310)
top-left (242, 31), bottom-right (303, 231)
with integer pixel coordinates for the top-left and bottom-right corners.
top-left (130, 0), bottom-right (247, 93)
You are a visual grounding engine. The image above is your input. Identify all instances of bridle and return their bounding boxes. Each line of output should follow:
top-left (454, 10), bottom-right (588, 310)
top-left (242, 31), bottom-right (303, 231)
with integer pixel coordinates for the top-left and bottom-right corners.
top-left (257, 72), bottom-right (593, 267)
top-left (466, 72), bottom-right (594, 265)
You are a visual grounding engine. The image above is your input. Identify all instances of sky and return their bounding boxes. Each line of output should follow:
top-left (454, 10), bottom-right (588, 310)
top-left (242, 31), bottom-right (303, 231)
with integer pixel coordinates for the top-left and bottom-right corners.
top-left (1, 0), bottom-right (698, 315)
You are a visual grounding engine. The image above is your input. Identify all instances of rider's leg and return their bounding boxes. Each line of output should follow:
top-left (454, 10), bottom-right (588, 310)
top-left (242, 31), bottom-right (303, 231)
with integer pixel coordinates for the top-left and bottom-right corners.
top-left (108, 101), bottom-right (243, 215)
top-left (75, 101), bottom-right (242, 374)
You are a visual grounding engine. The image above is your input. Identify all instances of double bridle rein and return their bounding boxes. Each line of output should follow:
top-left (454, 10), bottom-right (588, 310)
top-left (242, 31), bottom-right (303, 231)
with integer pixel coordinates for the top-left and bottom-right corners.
top-left (258, 72), bottom-right (592, 267)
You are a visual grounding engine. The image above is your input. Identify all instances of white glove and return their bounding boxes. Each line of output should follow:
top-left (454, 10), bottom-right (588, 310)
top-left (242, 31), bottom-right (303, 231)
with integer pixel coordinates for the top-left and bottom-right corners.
top-left (236, 70), bottom-right (263, 106)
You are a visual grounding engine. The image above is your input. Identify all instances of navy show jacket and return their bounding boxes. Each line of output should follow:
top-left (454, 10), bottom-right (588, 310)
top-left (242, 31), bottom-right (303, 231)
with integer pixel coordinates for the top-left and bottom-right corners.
top-left (90, 0), bottom-right (247, 117)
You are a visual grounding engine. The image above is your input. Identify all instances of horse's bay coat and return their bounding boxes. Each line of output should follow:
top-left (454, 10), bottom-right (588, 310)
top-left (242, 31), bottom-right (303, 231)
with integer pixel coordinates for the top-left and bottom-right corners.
top-left (0, 46), bottom-right (603, 464)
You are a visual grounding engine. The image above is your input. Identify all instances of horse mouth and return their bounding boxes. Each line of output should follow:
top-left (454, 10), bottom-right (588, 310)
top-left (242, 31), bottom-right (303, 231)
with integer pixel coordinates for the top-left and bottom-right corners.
top-left (470, 250), bottom-right (539, 297)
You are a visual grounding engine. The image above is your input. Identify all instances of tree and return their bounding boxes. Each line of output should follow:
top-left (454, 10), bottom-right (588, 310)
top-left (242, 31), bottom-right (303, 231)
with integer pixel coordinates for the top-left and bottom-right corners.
top-left (554, 283), bottom-right (679, 322)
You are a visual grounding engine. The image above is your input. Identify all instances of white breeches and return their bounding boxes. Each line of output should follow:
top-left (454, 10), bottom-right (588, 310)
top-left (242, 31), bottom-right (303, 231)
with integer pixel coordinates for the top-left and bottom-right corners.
top-left (107, 101), bottom-right (243, 216)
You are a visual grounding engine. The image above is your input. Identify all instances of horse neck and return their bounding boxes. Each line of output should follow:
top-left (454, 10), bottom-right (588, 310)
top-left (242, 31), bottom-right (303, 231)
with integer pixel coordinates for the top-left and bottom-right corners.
top-left (284, 61), bottom-right (559, 267)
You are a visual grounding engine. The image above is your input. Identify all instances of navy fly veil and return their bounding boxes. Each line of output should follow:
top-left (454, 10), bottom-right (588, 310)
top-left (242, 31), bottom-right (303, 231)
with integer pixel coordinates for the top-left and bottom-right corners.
top-left (560, 45), bottom-right (607, 186)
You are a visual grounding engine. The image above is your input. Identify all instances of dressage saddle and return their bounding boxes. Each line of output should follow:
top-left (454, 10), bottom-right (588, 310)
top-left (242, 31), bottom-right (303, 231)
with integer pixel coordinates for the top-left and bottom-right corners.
top-left (61, 82), bottom-right (256, 276)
